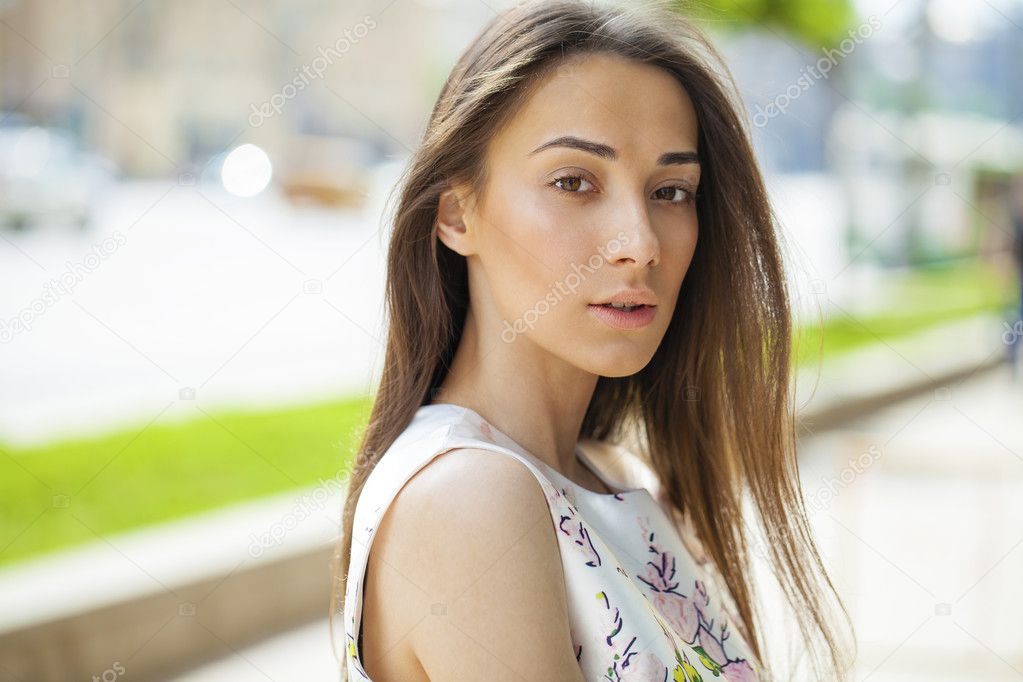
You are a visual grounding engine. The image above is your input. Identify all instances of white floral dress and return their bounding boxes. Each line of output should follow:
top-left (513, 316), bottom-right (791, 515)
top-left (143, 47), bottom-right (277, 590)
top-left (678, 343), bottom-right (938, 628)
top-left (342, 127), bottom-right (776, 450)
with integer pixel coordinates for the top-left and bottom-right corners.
top-left (343, 403), bottom-right (763, 681)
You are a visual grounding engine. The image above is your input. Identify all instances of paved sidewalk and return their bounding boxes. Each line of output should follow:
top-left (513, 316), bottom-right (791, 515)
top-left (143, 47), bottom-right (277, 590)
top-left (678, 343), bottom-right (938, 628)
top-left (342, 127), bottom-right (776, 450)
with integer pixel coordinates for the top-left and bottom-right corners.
top-left (801, 364), bottom-right (1023, 681)
top-left (169, 619), bottom-right (339, 682)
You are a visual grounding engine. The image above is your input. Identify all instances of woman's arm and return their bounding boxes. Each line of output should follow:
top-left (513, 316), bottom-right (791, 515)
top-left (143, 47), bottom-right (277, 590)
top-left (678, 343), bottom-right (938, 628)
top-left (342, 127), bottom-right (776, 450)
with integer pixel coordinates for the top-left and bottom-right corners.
top-left (365, 447), bottom-right (586, 682)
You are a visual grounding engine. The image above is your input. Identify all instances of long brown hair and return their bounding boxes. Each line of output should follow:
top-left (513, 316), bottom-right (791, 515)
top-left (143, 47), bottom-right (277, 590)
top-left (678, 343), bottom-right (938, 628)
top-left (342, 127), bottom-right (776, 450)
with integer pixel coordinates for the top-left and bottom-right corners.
top-left (331, 1), bottom-right (855, 679)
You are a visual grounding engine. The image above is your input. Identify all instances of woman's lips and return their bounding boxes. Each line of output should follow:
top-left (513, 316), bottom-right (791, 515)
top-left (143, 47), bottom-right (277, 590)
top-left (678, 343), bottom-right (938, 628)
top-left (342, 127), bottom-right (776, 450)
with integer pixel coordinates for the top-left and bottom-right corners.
top-left (587, 303), bottom-right (656, 330)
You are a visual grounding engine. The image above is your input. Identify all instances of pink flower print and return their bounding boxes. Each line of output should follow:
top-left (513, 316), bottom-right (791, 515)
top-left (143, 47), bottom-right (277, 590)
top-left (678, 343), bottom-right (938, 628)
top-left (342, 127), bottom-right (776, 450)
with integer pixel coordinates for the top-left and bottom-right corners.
top-left (478, 418), bottom-right (493, 439)
top-left (689, 606), bottom-right (760, 680)
top-left (720, 659), bottom-right (759, 682)
top-left (636, 528), bottom-right (703, 643)
top-left (650, 591), bottom-right (699, 643)
top-left (618, 651), bottom-right (664, 681)
top-left (691, 579), bottom-right (711, 622)
top-left (637, 532), bottom-right (679, 593)
top-left (695, 622), bottom-right (726, 668)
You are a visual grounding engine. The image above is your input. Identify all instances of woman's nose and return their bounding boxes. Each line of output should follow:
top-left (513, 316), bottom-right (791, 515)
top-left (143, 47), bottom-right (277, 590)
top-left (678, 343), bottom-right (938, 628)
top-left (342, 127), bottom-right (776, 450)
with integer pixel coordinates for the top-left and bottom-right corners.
top-left (609, 197), bottom-right (660, 268)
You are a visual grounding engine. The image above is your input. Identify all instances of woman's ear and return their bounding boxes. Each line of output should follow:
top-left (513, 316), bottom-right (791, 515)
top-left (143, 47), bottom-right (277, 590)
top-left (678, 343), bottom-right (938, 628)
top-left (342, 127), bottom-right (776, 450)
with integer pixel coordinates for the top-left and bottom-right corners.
top-left (435, 185), bottom-right (476, 256)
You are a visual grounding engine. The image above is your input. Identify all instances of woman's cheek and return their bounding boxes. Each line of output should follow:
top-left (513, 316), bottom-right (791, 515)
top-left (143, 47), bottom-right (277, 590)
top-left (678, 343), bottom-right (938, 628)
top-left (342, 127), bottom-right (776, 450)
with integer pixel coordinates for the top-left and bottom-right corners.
top-left (508, 192), bottom-right (585, 263)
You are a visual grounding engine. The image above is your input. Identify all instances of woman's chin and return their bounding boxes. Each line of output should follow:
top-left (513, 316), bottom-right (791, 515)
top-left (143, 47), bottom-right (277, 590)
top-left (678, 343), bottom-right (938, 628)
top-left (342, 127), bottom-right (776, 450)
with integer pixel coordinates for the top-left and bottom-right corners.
top-left (587, 352), bottom-right (655, 378)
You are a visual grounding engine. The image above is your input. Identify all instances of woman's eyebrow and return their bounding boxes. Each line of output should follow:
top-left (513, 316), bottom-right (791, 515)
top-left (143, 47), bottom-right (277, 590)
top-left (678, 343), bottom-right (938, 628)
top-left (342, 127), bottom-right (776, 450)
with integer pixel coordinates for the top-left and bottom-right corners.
top-left (528, 135), bottom-right (699, 167)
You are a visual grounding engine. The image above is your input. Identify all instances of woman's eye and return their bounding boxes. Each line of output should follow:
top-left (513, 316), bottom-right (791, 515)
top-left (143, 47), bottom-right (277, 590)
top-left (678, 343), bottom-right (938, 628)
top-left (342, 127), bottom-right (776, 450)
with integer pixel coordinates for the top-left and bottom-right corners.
top-left (549, 176), bottom-right (696, 205)
top-left (652, 185), bottom-right (695, 204)
top-left (551, 175), bottom-right (594, 193)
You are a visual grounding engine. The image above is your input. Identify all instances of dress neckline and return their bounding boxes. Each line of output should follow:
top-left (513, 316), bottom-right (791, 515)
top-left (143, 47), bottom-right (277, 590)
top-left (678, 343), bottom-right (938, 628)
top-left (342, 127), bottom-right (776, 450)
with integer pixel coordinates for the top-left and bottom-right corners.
top-left (418, 402), bottom-right (651, 499)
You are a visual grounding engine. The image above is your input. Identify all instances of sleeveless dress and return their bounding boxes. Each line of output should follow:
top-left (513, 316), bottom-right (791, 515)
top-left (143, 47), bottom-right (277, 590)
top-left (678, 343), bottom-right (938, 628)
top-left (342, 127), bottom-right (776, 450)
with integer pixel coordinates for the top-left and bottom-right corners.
top-left (343, 403), bottom-right (763, 681)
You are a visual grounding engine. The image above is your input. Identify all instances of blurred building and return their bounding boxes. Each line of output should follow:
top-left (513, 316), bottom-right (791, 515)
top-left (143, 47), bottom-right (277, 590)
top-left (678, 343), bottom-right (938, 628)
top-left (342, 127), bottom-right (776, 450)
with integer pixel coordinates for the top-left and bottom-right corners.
top-left (0, 0), bottom-right (500, 176)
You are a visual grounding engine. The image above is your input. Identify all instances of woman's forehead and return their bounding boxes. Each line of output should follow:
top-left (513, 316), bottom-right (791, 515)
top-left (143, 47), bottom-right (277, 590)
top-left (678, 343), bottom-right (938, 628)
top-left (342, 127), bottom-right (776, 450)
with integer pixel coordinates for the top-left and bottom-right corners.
top-left (493, 52), bottom-right (700, 162)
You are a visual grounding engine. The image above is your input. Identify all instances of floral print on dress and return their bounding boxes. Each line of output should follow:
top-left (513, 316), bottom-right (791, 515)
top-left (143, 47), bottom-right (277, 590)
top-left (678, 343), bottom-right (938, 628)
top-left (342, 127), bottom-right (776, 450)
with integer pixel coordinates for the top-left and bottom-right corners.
top-left (557, 488), bottom-right (603, 567)
top-left (343, 404), bottom-right (764, 681)
top-left (585, 588), bottom-right (673, 682)
top-left (635, 515), bottom-right (760, 681)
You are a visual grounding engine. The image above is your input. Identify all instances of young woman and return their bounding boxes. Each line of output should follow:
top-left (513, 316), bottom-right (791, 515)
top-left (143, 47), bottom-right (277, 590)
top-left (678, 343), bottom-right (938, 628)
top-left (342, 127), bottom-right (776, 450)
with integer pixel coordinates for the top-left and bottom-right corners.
top-left (332, 2), bottom-right (855, 680)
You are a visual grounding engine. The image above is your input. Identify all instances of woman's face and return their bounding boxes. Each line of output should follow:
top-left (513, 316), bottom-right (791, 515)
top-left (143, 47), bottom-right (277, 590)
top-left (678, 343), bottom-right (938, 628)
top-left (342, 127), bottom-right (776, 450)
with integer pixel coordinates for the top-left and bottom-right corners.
top-left (437, 51), bottom-right (701, 378)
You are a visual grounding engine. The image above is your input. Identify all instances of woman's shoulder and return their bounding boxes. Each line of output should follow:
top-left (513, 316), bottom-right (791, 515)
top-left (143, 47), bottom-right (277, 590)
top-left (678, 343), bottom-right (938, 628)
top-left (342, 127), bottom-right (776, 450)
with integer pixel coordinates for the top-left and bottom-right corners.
top-left (361, 446), bottom-right (583, 679)
top-left (354, 406), bottom-right (558, 523)
top-left (386, 445), bottom-right (554, 531)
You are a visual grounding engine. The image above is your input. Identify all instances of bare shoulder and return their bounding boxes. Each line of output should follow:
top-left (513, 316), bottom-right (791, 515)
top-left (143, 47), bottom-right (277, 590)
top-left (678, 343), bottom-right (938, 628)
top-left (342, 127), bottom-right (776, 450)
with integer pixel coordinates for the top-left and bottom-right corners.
top-left (361, 447), bottom-right (584, 682)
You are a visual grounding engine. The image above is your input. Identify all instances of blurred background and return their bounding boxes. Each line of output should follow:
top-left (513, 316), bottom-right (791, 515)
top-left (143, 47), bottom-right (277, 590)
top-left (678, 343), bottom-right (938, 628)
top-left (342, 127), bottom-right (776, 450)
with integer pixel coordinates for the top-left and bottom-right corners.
top-left (0, 0), bottom-right (1021, 679)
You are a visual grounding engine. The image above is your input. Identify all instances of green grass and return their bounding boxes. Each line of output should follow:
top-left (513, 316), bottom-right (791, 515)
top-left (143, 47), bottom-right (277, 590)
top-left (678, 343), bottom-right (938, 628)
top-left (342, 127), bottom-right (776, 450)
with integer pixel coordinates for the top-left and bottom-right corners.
top-left (0, 261), bottom-right (1017, 568)
top-left (794, 260), bottom-right (1017, 366)
top-left (0, 395), bottom-right (372, 567)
